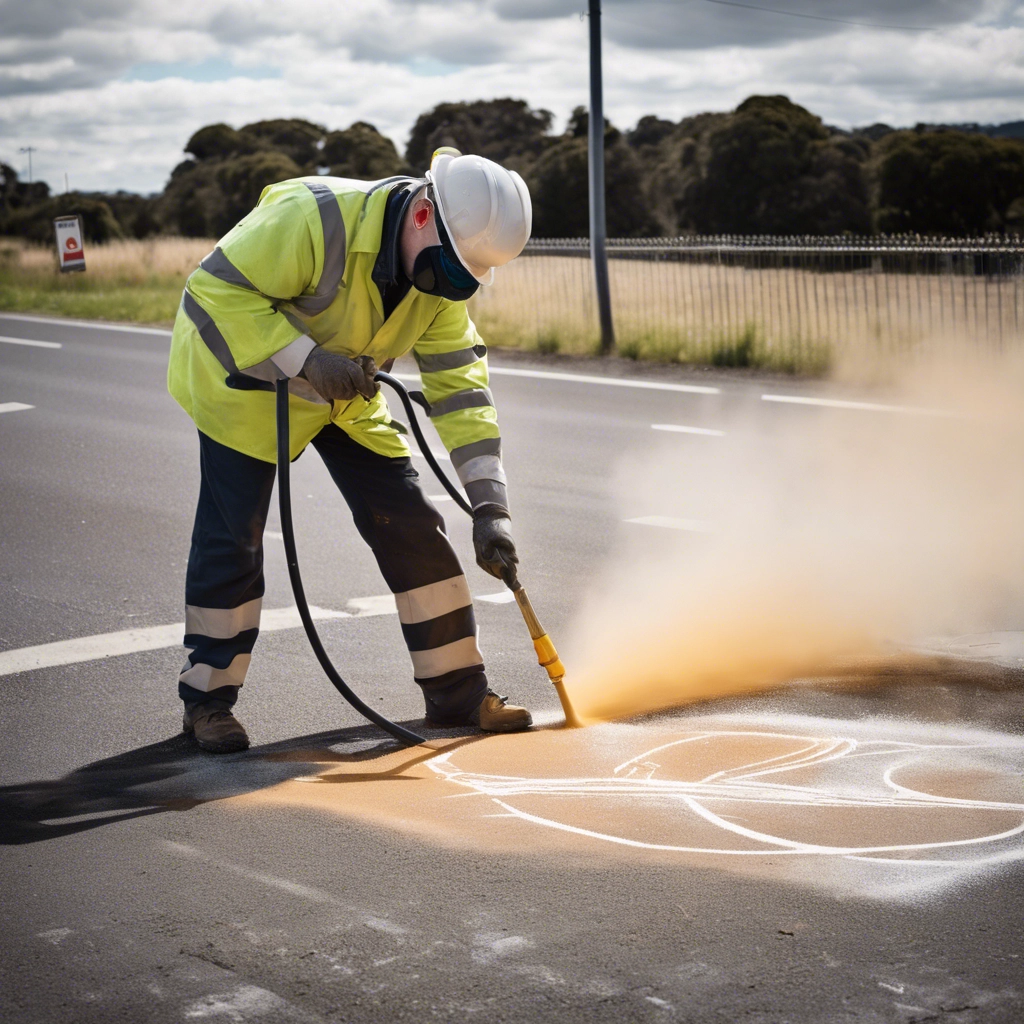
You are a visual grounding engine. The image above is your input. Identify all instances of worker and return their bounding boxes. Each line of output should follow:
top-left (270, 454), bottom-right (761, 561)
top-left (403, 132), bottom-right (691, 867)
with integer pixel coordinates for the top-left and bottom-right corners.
top-left (167, 149), bottom-right (534, 753)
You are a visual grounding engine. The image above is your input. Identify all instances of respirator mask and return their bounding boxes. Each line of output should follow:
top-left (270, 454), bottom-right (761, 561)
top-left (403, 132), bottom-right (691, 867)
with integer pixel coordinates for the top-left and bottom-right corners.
top-left (411, 199), bottom-right (480, 301)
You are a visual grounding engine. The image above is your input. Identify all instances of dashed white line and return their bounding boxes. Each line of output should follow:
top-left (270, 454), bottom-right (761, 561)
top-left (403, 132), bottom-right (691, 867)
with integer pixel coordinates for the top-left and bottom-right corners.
top-left (651, 423), bottom-right (725, 437)
top-left (0, 402), bottom-right (34, 414)
top-left (392, 368), bottom-right (719, 395)
top-left (625, 516), bottom-right (713, 532)
top-left (476, 590), bottom-right (516, 604)
top-left (762, 393), bottom-right (954, 417)
top-left (0, 335), bottom-right (62, 349)
top-left (428, 494), bottom-right (454, 503)
top-left (488, 366), bottom-right (719, 395)
top-left (265, 530), bottom-right (285, 540)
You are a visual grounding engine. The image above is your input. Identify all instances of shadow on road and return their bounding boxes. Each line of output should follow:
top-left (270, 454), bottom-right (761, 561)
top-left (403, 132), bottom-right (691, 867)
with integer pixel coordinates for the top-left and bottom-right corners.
top-left (0, 721), bottom-right (478, 846)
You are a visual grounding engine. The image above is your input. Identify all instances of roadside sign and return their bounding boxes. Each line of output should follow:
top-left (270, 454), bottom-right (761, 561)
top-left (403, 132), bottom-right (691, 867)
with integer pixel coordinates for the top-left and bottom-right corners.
top-left (54, 215), bottom-right (86, 273)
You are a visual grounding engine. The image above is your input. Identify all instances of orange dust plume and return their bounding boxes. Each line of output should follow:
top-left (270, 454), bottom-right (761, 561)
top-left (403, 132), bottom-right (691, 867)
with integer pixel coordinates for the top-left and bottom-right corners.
top-left (564, 353), bottom-right (1024, 722)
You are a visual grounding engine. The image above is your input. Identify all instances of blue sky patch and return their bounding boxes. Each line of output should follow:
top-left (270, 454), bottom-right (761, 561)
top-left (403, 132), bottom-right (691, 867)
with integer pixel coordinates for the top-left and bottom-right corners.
top-left (123, 58), bottom-right (281, 82)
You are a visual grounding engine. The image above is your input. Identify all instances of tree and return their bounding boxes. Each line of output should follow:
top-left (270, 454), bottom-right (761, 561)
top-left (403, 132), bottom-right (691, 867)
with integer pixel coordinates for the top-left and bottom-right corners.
top-left (322, 122), bottom-right (408, 180)
top-left (405, 99), bottom-right (553, 173)
top-left (527, 108), bottom-right (660, 237)
top-left (240, 119), bottom-right (327, 171)
top-left (873, 129), bottom-right (1024, 235)
top-left (680, 95), bottom-right (871, 234)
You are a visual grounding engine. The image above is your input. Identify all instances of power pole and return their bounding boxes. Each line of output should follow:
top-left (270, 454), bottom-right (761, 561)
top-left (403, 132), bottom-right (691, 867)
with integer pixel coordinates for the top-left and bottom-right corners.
top-left (587, 0), bottom-right (615, 354)
top-left (18, 146), bottom-right (36, 183)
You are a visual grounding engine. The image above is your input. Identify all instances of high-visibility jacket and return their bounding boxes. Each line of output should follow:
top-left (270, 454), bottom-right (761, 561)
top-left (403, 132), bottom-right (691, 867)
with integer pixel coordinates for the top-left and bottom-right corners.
top-left (167, 176), bottom-right (507, 511)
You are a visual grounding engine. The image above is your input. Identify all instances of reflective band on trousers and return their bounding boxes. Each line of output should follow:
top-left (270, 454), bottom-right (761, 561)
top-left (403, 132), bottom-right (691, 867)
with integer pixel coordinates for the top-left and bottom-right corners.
top-left (427, 387), bottom-right (494, 419)
top-left (409, 635), bottom-right (484, 680)
top-left (394, 575), bottom-right (472, 624)
top-left (414, 344), bottom-right (487, 374)
top-left (288, 182), bottom-right (347, 316)
top-left (179, 653), bottom-right (251, 691)
top-left (185, 597), bottom-right (262, 639)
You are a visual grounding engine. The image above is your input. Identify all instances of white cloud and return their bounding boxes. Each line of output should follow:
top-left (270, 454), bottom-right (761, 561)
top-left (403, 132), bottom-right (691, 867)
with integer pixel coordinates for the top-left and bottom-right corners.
top-left (0, 0), bottom-right (1020, 193)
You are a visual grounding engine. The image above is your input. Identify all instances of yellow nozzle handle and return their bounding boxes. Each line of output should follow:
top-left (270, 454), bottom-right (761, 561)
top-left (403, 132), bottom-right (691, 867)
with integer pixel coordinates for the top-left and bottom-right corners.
top-left (532, 633), bottom-right (566, 682)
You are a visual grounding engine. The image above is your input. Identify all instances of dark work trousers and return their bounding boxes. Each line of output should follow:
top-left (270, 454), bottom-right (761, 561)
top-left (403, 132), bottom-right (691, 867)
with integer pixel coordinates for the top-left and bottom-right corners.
top-left (179, 425), bottom-right (488, 723)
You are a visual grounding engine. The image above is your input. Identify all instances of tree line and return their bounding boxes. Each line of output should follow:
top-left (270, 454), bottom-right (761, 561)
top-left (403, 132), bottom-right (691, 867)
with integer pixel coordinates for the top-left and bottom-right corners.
top-left (3, 94), bottom-right (1023, 244)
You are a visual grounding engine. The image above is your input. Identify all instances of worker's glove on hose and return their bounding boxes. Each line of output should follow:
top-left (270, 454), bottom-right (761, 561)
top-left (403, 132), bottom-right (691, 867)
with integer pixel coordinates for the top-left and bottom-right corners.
top-left (301, 348), bottom-right (379, 402)
top-left (473, 504), bottom-right (519, 587)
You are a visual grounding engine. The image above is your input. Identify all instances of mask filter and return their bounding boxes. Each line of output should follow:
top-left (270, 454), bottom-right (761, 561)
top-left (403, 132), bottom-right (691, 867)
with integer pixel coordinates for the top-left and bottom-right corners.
top-left (412, 245), bottom-right (479, 301)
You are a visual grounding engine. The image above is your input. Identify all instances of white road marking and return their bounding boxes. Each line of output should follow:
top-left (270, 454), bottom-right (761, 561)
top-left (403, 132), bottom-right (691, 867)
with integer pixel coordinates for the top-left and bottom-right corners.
top-left (651, 423), bottom-right (725, 436)
top-left (265, 530), bottom-right (284, 540)
top-left (0, 599), bottom-right (399, 677)
top-left (625, 515), bottom-right (712, 532)
top-left (762, 393), bottom-right (954, 417)
top-left (0, 312), bottom-right (171, 336)
top-left (428, 494), bottom-right (454, 502)
top-left (393, 368), bottom-right (719, 395)
top-left (410, 447), bottom-right (451, 462)
top-left (0, 402), bottom-right (34, 414)
top-left (489, 366), bottom-right (719, 394)
top-left (346, 594), bottom-right (397, 617)
top-left (476, 590), bottom-right (516, 604)
top-left (0, 334), bottom-right (62, 349)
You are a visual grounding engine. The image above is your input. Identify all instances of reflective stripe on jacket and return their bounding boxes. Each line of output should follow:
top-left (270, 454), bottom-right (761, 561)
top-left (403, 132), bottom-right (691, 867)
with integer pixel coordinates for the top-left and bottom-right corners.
top-left (167, 175), bottom-right (507, 509)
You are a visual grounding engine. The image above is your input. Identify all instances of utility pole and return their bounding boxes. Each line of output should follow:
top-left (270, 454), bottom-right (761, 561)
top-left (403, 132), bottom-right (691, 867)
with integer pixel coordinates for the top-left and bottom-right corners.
top-left (587, 0), bottom-right (615, 354)
top-left (18, 146), bottom-right (36, 183)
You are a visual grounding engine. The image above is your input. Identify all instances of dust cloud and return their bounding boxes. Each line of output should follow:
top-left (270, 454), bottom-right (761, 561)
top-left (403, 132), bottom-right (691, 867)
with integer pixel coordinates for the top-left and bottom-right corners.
top-left (564, 353), bottom-right (1024, 722)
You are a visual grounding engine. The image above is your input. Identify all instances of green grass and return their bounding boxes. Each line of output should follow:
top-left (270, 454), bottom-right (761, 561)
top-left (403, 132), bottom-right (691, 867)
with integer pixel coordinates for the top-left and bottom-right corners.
top-left (0, 282), bottom-right (182, 324)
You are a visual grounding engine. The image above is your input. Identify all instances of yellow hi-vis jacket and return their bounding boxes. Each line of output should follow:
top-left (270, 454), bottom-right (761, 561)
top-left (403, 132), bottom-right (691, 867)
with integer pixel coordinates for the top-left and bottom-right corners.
top-left (167, 175), bottom-right (507, 510)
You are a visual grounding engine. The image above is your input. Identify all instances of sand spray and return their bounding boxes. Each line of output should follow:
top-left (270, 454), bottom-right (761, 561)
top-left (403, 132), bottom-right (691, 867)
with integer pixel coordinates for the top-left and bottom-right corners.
top-left (563, 352), bottom-right (1024, 722)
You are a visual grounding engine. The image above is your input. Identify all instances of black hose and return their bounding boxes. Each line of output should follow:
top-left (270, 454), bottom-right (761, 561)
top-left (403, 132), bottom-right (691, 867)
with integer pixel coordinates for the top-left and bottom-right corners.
top-left (275, 379), bottom-right (425, 747)
top-left (375, 372), bottom-right (473, 516)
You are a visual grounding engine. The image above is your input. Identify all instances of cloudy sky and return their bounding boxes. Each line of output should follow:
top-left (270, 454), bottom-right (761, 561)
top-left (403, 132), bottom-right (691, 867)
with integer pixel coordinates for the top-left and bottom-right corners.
top-left (1, 0), bottom-right (1022, 195)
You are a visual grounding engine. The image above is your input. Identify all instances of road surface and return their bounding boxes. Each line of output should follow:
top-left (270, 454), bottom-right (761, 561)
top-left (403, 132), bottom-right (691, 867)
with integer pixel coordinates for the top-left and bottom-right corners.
top-left (1, 312), bottom-right (1022, 1023)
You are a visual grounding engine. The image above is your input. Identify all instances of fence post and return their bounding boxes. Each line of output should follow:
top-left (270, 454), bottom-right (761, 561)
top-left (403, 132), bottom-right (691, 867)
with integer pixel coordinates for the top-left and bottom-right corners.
top-left (588, 0), bottom-right (615, 355)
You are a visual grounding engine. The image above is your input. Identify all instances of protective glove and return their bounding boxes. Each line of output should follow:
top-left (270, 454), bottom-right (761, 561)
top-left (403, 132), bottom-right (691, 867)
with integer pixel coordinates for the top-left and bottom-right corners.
top-left (473, 505), bottom-right (519, 586)
top-left (301, 349), bottom-right (379, 402)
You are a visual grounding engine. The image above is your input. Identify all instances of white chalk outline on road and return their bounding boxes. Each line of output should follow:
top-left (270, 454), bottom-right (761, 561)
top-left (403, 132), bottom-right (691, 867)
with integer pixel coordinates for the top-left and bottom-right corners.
top-left (0, 402), bottom-right (34, 414)
top-left (625, 515), bottom-right (713, 532)
top-left (0, 334), bottom-right (62, 349)
top-left (761, 393), bottom-right (955, 417)
top-left (651, 423), bottom-right (725, 437)
top-left (0, 312), bottom-right (171, 337)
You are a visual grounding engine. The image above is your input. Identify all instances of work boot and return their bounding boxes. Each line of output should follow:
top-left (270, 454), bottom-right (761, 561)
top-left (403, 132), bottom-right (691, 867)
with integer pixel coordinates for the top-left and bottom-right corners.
top-left (183, 700), bottom-right (250, 753)
top-left (425, 689), bottom-right (532, 733)
top-left (477, 690), bottom-right (533, 733)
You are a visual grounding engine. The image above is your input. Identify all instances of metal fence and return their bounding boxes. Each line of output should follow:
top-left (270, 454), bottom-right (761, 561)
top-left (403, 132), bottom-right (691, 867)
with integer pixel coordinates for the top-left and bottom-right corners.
top-left (468, 236), bottom-right (1024, 371)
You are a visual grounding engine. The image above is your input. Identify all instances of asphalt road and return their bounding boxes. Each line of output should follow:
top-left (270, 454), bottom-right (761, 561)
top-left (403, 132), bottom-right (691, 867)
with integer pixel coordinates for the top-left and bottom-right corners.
top-left (2, 312), bottom-right (1023, 1023)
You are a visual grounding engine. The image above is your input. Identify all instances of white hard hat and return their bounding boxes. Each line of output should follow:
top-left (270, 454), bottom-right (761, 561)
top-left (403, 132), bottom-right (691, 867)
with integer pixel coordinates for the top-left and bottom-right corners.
top-left (426, 148), bottom-right (532, 285)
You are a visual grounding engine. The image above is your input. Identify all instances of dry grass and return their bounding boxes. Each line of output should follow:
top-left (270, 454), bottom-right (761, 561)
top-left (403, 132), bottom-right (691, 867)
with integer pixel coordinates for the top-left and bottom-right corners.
top-left (2, 239), bottom-right (1018, 374)
top-left (472, 255), bottom-right (1024, 374)
top-left (0, 238), bottom-right (214, 323)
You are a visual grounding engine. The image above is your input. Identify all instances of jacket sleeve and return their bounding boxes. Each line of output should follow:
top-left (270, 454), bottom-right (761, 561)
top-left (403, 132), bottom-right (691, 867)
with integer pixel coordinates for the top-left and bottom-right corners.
top-left (182, 194), bottom-right (320, 380)
top-left (413, 300), bottom-right (508, 512)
